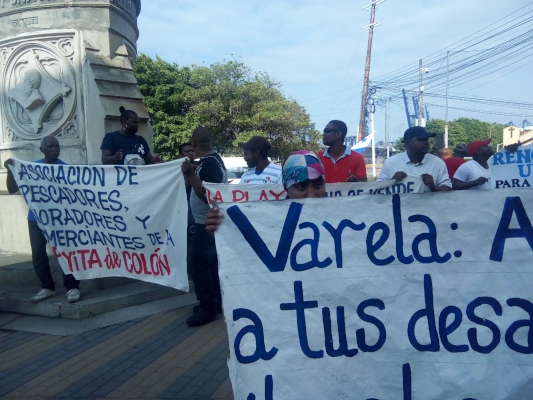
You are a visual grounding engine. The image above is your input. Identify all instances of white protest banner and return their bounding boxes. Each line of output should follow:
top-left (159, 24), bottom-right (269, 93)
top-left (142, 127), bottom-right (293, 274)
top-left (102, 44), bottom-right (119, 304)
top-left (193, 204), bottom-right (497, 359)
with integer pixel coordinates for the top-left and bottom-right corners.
top-left (491, 144), bottom-right (533, 189)
top-left (204, 176), bottom-right (424, 204)
top-left (9, 159), bottom-right (188, 290)
top-left (215, 189), bottom-right (533, 399)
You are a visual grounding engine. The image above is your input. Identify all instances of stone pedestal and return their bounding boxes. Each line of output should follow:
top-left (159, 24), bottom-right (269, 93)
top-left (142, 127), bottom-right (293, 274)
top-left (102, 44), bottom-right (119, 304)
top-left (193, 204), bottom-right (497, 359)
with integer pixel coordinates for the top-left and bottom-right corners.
top-left (0, 0), bottom-right (152, 252)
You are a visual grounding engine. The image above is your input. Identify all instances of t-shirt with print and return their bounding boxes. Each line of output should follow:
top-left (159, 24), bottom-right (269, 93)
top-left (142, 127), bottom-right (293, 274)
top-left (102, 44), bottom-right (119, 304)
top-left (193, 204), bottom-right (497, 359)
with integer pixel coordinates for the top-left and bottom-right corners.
top-left (453, 159), bottom-right (492, 190)
top-left (239, 162), bottom-right (282, 185)
top-left (100, 131), bottom-right (150, 165)
top-left (190, 152), bottom-right (227, 224)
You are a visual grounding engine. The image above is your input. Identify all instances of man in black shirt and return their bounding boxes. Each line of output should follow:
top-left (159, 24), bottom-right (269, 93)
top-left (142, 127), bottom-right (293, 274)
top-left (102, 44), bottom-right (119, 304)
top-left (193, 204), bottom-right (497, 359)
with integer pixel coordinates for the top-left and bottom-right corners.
top-left (101, 107), bottom-right (160, 165)
top-left (181, 127), bottom-right (227, 326)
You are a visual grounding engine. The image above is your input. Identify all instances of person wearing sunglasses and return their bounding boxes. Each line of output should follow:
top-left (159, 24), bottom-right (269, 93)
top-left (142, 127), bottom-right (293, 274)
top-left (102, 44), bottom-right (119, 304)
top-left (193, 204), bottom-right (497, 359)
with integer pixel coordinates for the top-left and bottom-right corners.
top-left (317, 120), bottom-right (367, 183)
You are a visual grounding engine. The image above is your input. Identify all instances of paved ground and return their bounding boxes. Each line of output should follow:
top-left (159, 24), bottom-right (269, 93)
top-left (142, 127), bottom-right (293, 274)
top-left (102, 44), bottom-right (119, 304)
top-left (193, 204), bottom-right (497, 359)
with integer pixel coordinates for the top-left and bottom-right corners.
top-left (0, 305), bottom-right (233, 399)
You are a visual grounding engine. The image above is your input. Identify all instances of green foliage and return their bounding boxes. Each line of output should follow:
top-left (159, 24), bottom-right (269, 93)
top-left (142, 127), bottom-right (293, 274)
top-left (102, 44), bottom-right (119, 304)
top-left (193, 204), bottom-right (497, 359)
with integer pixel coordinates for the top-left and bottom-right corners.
top-left (393, 119), bottom-right (506, 154)
top-left (134, 56), bottom-right (319, 160)
top-left (133, 54), bottom-right (193, 159)
top-left (426, 118), bottom-right (506, 150)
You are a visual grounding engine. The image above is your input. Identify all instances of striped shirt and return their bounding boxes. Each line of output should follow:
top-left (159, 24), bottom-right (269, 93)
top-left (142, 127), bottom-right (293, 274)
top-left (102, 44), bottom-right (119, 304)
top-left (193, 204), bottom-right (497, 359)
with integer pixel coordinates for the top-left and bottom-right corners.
top-left (239, 162), bottom-right (283, 185)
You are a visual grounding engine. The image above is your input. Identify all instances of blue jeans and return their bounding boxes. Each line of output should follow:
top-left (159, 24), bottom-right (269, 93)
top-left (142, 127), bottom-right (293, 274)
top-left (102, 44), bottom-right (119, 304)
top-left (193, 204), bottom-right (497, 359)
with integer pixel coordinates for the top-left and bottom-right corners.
top-left (28, 221), bottom-right (79, 291)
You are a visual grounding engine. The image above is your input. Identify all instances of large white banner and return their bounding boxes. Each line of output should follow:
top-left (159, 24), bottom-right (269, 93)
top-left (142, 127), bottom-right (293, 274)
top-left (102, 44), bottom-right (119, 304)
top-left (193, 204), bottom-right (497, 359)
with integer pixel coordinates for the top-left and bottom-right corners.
top-left (215, 189), bottom-right (533, 399)
top-left (9, 159), bottom-right (188, 290)
top-left (491, 144), bottom-right (533, 189)
top-left (205, 176), bottom-right (425, 204)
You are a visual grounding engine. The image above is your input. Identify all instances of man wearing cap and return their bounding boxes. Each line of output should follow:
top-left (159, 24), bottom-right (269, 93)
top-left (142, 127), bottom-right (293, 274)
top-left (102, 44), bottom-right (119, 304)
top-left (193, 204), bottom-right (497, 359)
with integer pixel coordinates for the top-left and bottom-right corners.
top-left (452, 138), bottom-right (494, 190)
top-left (238, 136), bottom-right (282, 184)
top-left (318, 120), bottom-right (367, 183)
top-left (452, 139), bottom-right (521, 190)
top-left (377, 126), bottom-right (452, 192)
top-left (443, 143), bottom-right (468, 180)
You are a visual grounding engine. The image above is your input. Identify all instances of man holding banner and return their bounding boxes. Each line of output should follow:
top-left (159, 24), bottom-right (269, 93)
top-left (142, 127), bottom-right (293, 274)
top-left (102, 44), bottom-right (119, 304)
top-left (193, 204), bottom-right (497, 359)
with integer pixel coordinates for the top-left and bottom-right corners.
top-left (181, 127), bottom-right (227, 327)
top-left (453, 138), bottom-right (493, 190)
top-left (378, 126), bottom-right (451, 192)
top-left (4, 136), bottom-right (81, 303)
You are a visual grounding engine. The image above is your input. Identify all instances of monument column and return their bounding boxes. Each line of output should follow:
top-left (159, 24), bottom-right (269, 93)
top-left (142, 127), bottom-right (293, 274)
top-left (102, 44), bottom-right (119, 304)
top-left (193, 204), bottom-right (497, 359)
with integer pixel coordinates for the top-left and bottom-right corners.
top-left (0, 0), bottom-right (153, 252)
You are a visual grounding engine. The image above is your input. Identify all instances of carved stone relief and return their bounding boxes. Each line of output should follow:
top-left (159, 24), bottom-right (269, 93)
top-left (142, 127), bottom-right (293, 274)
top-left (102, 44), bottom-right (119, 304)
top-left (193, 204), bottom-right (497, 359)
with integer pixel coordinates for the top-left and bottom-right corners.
top-left (1, 38), bottom-right (77, 142)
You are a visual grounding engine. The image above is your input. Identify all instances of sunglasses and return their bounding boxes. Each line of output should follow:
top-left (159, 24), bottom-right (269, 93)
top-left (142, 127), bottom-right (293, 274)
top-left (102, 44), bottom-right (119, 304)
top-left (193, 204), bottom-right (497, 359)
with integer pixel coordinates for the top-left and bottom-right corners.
top-left (323, 128), bottom-right (337, 134)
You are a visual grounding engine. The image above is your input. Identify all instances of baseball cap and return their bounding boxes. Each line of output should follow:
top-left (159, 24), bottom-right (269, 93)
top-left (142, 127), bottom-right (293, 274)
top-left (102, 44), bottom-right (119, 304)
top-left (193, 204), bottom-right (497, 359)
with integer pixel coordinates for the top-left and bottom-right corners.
top-left (467, 138), bottom-right (492, 157)
top-left (238, 136), bottom-right (271, 152)
top-left (403, 126), bottom-right (436, 142)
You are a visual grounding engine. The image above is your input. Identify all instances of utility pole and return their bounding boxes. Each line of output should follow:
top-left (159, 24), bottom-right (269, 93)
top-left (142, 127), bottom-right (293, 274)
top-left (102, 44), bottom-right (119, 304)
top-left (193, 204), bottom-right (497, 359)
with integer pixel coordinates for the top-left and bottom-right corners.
top-left (370, 99), bottom-right (376, 177)
top-left (384, 98), bottom-right (390, 158)
top-left (417, 59), bottom-right (426, 127)
top-left (384, 98), bottom-right (388, 144)
top-left (358, 0), bottom-right (383, 142)
top-left (445, 51), bottom-right (449, 147)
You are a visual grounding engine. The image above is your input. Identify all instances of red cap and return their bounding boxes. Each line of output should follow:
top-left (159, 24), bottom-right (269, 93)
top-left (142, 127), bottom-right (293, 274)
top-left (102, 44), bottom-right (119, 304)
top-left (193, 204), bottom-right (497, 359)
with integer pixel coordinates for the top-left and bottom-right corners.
top-left (467, 138), bottom-right (491, 156)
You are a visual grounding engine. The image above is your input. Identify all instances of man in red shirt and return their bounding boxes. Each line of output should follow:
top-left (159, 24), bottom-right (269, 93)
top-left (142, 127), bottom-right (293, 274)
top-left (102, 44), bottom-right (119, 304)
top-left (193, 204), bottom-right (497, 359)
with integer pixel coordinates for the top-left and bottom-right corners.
top-left (318, 120), bottom-right (367, 183)
top-left (443, 143), bottom-right (467, 180)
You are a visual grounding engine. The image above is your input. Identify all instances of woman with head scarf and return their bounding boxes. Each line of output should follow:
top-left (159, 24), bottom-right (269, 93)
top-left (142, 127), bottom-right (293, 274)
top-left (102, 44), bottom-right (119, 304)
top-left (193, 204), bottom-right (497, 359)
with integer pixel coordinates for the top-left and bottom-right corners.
top-left (205, 150), bottom-right (326, 235)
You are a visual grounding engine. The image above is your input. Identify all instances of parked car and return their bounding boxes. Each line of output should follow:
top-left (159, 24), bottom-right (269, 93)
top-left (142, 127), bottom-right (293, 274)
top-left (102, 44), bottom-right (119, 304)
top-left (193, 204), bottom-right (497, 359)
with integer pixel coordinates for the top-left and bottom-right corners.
top-left (221, 157), bottom-right (250, 184)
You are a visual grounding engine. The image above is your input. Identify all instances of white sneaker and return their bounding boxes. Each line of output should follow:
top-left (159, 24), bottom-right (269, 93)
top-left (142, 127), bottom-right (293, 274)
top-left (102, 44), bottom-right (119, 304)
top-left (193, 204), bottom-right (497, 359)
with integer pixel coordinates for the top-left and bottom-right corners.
top-left (31, 288), bottom-right (56, 303)
top-left (66, 288), bottom-right (81, 303)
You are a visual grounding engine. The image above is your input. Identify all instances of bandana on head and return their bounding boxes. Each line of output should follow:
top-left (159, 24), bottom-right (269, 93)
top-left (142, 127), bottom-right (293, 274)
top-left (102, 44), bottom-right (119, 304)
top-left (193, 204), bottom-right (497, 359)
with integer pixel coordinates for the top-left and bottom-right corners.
top-left (282, 150), bottom-right (326, 188)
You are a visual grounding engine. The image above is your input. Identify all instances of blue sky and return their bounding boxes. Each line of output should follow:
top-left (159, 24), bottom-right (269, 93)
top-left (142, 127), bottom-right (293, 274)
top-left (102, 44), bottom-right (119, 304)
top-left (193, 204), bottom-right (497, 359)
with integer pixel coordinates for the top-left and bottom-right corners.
top-left (137, 1), bottom-right (533, 143)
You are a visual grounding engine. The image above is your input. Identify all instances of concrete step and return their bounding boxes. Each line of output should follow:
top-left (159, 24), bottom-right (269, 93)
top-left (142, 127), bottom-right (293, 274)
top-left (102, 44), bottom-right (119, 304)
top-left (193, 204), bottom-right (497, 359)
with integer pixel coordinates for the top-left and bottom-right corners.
top-left (0, 251), bottom-right (195, 320)
top-left (0, 252), bottom-right (135, 290)
top-left (0, 280), bottom-right (193, 320)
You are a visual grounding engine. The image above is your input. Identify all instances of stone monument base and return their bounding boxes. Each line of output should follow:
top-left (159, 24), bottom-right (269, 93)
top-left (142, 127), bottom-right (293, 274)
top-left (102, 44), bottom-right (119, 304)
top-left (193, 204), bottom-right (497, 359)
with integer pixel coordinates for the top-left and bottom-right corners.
top-left (0, 191), bottom-right (31, 253)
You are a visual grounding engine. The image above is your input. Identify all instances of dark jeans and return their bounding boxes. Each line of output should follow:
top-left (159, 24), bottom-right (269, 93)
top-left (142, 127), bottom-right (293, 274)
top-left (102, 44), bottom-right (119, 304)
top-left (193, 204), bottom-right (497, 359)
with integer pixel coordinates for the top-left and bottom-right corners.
top-left (190, 223), bottom-right (221, 314)
top-left (28, 221), bottom-right (79, 291)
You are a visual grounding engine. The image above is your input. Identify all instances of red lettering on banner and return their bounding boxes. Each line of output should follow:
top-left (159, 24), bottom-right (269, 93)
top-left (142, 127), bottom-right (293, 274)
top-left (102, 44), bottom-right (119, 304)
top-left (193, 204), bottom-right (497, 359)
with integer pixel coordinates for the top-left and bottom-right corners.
top-left (232, 190), bottom-right (249, 202)
top-left (88, 249), bottom-right (103, 269)
top-left (122, 249), bottom-right (171, 276)
top-left (78, 249), bottom-right (90, 270)
top-left (269, 189), bottom-right (286, 200)
top-left (53, 246), bottom-right (61, 259)
top-left (150, 253), bottom-right (160, 275)
top-left (123, 252), bottom-right (133, 273)
top-left (213, 191), bottom-right (224, 203)
top-left (259, 190), bottom-right (269, 201)
top-left (132, 253), bottom-right (143, 274)
top-left (159, 253), bottom-right (171, 275)
top-left (104, 248), bottom-right (121, 269)
top-left (143, 253), bottom-right (152, 275)
top-left (62, 250), bottom-right (76, 272)
top-left (53, 247), bottom-right (104, 272)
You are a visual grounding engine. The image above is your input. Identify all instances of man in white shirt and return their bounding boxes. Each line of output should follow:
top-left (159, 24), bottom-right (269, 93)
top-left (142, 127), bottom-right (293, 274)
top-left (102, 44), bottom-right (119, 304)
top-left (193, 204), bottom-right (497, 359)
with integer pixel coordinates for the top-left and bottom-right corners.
top-left (238, 136), bottom-right (282, 185)
top-left (453, 138), bottom-right (494, 190)
top-left (378, 126), bottom-right (452, 192)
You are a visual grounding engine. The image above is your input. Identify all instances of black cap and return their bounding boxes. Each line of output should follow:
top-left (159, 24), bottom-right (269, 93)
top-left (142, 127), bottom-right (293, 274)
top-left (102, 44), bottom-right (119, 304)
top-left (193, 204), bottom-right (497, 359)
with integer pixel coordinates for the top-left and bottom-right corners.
top-left (403, 126), bottom-right (436, 142)
top-left (238, 136), bottom-right (271, 152)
